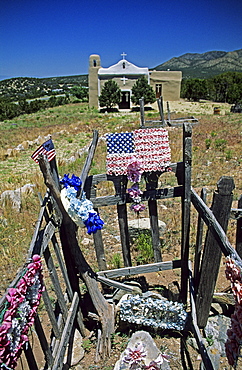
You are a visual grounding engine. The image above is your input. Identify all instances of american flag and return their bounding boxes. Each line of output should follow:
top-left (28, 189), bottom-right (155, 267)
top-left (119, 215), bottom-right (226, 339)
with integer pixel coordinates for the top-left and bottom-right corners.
top-left (31, 139), bottom-right (56, 163)
top-left (106, 128), bottom-right (171, 176)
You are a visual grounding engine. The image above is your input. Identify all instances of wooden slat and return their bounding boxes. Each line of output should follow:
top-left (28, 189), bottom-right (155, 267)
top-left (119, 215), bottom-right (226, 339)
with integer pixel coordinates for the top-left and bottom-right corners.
top-left (148, 199), bottom-right (162, 262)
top-left (51, 234), bottom-right (74, 300)
top-left (231, 207), bottom-right (242, 220)
top-left (41, 288), bottom-right (61, 339)
top-left (117, 203), bottom-right (132, 267)
top-left (194, 187), bottom-right (207, 291)
top-left (52, 313), bottom-right (63, 358)
top-left (34, 314), bottom-right (54, 367)
top-left (236, 196), bottom-right (242, 258)
top-left (27, 192), bottom-right (49, 258)
top-left (93, 227), bottom-right (107, 271)
top-left (188, 261), bottom-right (214, 370)
top-left (196, 176), bottom-right (235, 328)
top-left (191, 187), bottom-right (241, 261)
top-left (43, 246), bottom-right (68, 320)
top-left (96, 276), bottom-right (134, 292)
top-left (145, 172), bottom-right (162, 262)
top-left (32, 220), bottom-right (56, 256)
top-left (98, 259), bottom-right (181, 279)
top-left (91, 186), bottom-right (183, 208)
top-left (23, 342), bottom-right (39, 370)
top-left (52, 292), bottom-right (79, 370)
top-left (180, 123), bottom-right (192, 304)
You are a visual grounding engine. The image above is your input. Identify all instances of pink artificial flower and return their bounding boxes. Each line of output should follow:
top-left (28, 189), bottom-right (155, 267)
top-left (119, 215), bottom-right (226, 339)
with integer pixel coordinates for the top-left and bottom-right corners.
top-left (236, 304), bottom-right (242, 323)
top-left (231, 314), bottom-right (242, 338)
top-left (6, 288), bottom-right (24, 312)
top-left (127, 184), bottom-right (143, 199)
top-left (225, 258), bottom-right (242, 283)
top-left (124, 343), bottom-right (147, 365)
top-left (127, 158), bottom-right (144, 183)
top-left (232, 282), bottom-right (242, 304)
top-left (225, 338), bottom-right (239, 366)
top-left (144, 353), bottom-right (170, 369)
top-left (130, 203), bottom-right (146, 212)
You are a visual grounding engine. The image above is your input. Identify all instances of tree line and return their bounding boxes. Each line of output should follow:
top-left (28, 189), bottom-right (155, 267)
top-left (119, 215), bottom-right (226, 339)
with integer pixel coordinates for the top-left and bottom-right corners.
top-left (181, 71), bottom-right (242, 103)
top-left (1, 71), bottom-right (241, 121)
top-left (0, 86), bottom-right (88, 121)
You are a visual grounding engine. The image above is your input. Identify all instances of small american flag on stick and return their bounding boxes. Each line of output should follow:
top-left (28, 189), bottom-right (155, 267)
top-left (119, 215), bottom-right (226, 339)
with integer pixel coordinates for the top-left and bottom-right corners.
top-left (31, 138), bottom-right (56, 163)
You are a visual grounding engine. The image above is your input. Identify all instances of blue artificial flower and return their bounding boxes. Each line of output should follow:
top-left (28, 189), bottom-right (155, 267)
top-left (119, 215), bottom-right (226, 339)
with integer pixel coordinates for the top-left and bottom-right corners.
top-left (60, 173), bottom-right (82, 191)
top-left (70, 174), bottom-right (82, 191)
top-left (60, 174), bottom-right (104, 234)
top-left (66, 186), bottom-right (77, 199)
top-left (60, 173), bottom-right (71, 188)
top-left (84, 212), bottom-right (104, 235)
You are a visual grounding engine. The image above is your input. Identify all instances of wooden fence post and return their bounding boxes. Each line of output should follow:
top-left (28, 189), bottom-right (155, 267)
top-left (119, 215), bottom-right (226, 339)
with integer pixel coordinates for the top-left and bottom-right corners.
top-left (117, 175), bottom-right (132, 267)
top-left (139, 98), bottom-right (145, 127)
top-left (93, 208), bottom-right (107, 271)
top-left (167, 101), bottom-right (171, 124)
top-left (196, 176), bottom-right (235, 328)
top-left (117, 203), bottom-right (132, 267)
top-left (157, 97), bottom-right (165, 126)
top-left (236, 195), bottom-right (242, 258)
top-left (145, 172), bottom-right (162, 262)
top-left (180, 123), bottom-right (192, 304)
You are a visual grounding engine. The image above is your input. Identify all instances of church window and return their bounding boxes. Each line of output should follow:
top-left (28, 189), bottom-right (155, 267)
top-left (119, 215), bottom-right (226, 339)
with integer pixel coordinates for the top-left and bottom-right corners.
top-left (93, 60), bottom-right (97, 67)
top-left (123, 62), bottom-right (125, 69)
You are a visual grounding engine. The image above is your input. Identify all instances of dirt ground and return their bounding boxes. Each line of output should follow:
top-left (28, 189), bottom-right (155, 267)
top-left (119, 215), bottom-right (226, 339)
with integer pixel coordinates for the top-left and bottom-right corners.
top-left (151, 99), bottom-right (232, 116)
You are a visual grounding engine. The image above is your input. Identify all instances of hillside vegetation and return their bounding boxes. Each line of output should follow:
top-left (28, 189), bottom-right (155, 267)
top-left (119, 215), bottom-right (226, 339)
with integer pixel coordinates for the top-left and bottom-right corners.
top-left (0, 101), bottom-right (241, 295)
top-left (0, 74), bottom-right (88, 102)
top-left (153, 49), bottom-right (242, 78)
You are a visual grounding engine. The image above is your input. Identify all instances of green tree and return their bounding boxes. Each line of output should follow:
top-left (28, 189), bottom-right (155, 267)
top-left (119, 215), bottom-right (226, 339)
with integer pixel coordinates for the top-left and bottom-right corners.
top-left (208, 72), bottom-right (242, 103)
top-left (181, 78), bottom-right (208, 101)
top-left (99, 80), bottom-right (121, 110)
top-left (70, 86), bottom-right (88, 102)
top-left (131, 76), bottom-right (156, 106)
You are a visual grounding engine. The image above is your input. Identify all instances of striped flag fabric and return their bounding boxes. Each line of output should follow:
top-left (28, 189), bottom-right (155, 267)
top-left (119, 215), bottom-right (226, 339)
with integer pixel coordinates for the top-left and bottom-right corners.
top-left (106, 128), bottom-right (171, 176)
top-left (31, 139), bottom-right (56, 163)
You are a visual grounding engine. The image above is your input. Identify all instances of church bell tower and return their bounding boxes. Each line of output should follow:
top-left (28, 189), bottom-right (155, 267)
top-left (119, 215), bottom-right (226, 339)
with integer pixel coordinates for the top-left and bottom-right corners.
top-left (88, 54), bottom-right (101, 108)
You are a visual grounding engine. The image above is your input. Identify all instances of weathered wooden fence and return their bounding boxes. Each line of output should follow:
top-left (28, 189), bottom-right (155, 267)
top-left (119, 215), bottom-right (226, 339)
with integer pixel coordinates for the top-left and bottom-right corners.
top-left (139, 97), bottom-right (198, 127)
top-left (0, 123), bottom-right (242, 370)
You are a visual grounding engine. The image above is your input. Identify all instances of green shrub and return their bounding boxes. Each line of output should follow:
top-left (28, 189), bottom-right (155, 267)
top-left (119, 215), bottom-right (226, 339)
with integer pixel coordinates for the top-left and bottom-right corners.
top-left (111, 253), bottom-right (122, 269)
top-left (214, 138), bottom-right (227, 151)
top-left (134, 231), bottom-right (154, 264)
top-left (205, 138), bottom-right (212, 149)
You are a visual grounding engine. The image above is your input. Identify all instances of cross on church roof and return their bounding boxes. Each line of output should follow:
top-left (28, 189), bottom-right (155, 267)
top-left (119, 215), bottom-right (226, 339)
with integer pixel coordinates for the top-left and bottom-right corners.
top-left (121, 76), bottom-right (128, 85)
top-left (121, 52), bottom-right (127, 60)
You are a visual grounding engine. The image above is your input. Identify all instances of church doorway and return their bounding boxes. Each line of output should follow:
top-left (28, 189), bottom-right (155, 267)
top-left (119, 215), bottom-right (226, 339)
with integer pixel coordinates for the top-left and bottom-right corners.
top-left (119, 91), bottom-right (130, 109)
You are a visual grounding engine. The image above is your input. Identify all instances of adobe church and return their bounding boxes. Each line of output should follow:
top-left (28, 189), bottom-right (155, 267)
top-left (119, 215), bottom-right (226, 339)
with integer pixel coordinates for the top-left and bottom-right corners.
top-left (88, 53), bottom-right (182, 109)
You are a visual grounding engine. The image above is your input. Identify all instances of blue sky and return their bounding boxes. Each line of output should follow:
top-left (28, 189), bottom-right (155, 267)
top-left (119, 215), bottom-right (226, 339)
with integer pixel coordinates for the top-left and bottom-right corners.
top-left (1, 0), bottom-right (241, 79)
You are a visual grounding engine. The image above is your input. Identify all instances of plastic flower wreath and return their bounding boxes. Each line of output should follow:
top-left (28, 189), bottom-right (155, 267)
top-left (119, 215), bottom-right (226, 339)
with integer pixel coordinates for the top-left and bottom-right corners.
top-left (127, 158), bottom-right (146, 214)
top-left (0, 255), bottom-right (44, 369)
top-left (60, 173), bottom-right (104, 235)
top-left (225, 256), bottom-right (242, 367)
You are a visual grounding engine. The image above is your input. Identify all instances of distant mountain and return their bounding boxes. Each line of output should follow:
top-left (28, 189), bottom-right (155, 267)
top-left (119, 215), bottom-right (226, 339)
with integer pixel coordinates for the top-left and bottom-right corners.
top-left (153, 49), bottom-right (242, 78)
top-left (0, 75), bottom-right (88, 102)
